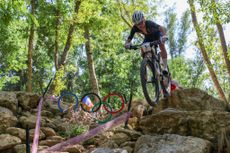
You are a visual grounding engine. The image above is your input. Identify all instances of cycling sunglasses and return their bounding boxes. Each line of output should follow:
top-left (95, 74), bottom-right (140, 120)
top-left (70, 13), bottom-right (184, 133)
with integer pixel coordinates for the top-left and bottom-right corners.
top-left (136, 20), bottom-right (145, 26)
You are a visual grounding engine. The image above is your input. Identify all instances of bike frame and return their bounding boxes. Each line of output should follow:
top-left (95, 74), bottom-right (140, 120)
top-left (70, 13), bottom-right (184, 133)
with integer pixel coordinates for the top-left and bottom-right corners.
top-left (142, 45), bottom-right (166, 95)
top-left (129, 39), bottom-right (171, 103)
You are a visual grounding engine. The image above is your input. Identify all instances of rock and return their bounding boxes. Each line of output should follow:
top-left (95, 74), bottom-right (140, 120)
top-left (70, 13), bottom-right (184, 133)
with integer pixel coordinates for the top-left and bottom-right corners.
top-left (16, 92), bottom-right (40, 110)
top-left (154, 88), bottom-right (227, 113)
top-left (91, 148), bottom-right (128, 153)
top-left (41, 127), bottom-right (56, 137)
top-left (45, 102), bottom-right (63, 116)
top-left (19, 114), bottom-right (45, 129)
top-left (114, 128), bottom-right (142, 141)
top-left (0, 112), bottom-right (17, 134)
top-left (14, 144), bottom-right (47, 153)
top-left (63, 144), bottom-right (85, 153)
top-left (0, 134), bottom-right (21, 151)
top-left (41, 110), bottom-right (54, 118)
top-left (100, 140), bottom-right (119, 148)
top-left (14, 144), bottom-right (26, 153)
top-left (120, 141), bottom-right (136, 148)
top-left (29, 129), bottom-right (46, 140)
top-left (6, 127), bottom-right (26, 141)
top-left (0, 106), bottom-right (13, 115)
top-left (122, 146), bottom-right (133, 153)
top-left (139, 110), bottom-right (230, 144)
top-left (127, 117), bottom-right (140, 130)
top-left (134, 134), bottom-right (212, 153)
top-left (130, 99), bottom-right (148, 118)
top-left (39, 136), bottom-right (64, 147)
top-left (47, 135), bottom-right (65, 141)
top-left (110, 133), bottom-right (131, 146)
top-left (38, 145), bottom-right (49, 152)
top-left (0, 92), bottom-right (18, 114)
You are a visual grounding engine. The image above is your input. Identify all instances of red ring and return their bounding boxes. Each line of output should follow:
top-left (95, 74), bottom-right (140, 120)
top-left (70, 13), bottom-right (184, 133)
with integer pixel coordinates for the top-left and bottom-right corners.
top-left (102, 93), bottom-right (125, 114)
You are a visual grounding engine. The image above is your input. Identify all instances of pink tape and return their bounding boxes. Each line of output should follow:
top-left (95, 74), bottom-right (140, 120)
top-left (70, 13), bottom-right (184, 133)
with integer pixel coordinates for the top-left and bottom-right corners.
top-left (40, 112), bottom-right (132, 153)
top-left (31, 97), bottom-right (44, 153)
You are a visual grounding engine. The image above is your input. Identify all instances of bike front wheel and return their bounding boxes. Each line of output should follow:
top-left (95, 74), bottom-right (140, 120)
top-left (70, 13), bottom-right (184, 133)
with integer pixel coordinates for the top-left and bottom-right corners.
top-left (140, 58), bottom-right (160, 106)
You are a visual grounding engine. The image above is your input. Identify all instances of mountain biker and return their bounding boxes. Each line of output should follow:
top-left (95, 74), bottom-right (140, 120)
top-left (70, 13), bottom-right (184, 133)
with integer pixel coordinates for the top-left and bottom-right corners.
top-left (125, 10), bottom-right (169, 75)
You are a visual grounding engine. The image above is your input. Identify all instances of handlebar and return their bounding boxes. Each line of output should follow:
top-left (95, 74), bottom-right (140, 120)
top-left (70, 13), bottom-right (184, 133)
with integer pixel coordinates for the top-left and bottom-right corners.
top-left (128, 38), bottom-right (168, 50)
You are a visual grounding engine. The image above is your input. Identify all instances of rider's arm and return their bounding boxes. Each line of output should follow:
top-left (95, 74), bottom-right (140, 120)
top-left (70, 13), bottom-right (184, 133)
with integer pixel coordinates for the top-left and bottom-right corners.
top-left (125, 26), bottom-right (137, 48)
top-left (125, 38), bottom-right (131, 44)
top-left (126, 26), bottom-right (137, 42)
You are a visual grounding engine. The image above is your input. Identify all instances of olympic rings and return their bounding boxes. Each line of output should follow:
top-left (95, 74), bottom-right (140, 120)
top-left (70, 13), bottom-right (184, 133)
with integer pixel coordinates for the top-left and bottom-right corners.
top-left (57, 92), bottom-right (130, 123)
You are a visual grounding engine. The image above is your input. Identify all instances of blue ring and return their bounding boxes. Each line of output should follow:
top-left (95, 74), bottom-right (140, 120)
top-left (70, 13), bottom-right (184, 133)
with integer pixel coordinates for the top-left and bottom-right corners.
top-left (57, 92), bottom-right (79, 113)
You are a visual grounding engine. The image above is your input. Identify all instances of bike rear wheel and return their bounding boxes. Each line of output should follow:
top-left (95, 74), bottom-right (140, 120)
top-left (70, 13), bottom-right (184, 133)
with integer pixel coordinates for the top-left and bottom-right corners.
top-left (140, 58), bottom-right (160, 106)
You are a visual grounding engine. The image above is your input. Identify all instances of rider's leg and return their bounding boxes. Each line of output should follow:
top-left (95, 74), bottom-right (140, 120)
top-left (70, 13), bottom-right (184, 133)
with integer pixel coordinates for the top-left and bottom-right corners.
top-left (159, 43), bottom-right (168, 71)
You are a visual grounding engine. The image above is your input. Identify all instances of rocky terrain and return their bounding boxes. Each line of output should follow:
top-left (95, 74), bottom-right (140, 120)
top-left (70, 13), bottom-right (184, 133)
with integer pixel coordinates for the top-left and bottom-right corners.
top-left (0, 88), bottom-right (229, 153)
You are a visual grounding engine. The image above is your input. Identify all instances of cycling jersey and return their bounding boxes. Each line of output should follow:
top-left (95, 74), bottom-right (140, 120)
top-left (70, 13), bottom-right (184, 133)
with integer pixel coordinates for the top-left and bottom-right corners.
top-left (128, 20), bottom-right (161, 43)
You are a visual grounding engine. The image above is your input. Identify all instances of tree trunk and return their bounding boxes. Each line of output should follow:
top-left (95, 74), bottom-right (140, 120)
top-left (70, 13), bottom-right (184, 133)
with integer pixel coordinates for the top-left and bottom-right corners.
top-left (26, 0), bottom-right (35, 92)
top-left (59, 0), bottom-right (81, 67)
top-left (211, 0), bottom-right (230, 77)
top-left (84, 25), bottom-right (100, 95)
top-left (188, 0), bottom-right (227, 102)
top-left (54, 0), bottom-right (60, 70)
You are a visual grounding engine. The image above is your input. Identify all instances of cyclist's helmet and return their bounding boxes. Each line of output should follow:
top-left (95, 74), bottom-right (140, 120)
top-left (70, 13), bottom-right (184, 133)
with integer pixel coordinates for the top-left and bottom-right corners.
top-left (132, 11), bottom-right (144, 24)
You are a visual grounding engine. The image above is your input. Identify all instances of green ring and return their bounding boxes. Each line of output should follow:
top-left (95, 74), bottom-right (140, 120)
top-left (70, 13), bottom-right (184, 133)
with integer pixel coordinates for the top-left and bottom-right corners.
top-left (93, 102), bottom-right (112, 124)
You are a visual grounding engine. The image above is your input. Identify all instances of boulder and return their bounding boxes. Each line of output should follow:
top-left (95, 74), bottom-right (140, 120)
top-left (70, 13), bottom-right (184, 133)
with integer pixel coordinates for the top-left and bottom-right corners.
top-left (134, 134), bottom-right (212, 153)
top-left (140, 110), bottom-right (230, 144)
top-left (39, 136), bottom-right (64, 147)
top-left (13, 144), bottom-right (27, 153)
top-left (41, 127), bottom-right (57, 137)
top-left (100, 140), bottom-right (119, 148)
top-left (19, 114), bottom-right (46, 129)
top-left (127, 117), bottom-right (140, 130)
top-left (63, 144), bottom-right (85, 153)
top-left (109, 133), bottom-right (131, 146)
top-left (16, 92), bottom-right (40, 110)
top-left (114, 128), bottom-right (142, 141)
top-left (154, 88), bottom-right (228, 113)
top-left (0, 134), bottom-right (21, 151)
top-left (0, 111), bottom-right (17, 134)
top-left (29, 129), bottom-right (46, 140)
top-left (0, 106), bottom-right (14, 115)
top-left (0, 92), bottom-right (18, 114)
top-left (91, 148), bottom-right (128, 153)
top-left (6, 127), bottom-right (26, 141)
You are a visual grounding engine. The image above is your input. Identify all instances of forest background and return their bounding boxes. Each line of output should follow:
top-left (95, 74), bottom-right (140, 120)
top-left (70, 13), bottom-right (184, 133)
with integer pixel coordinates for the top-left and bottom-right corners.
top-left (0, 0), bottom-right (229, 102)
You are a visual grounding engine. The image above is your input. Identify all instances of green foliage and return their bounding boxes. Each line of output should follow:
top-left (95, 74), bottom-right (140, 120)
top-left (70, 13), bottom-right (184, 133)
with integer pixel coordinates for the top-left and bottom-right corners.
top-left (59, 123), bottom-right (88, 138)
top-left (53, 66), bottom-right (66, 95)
top-left (169, 53), bottom-right (206, 88)
top-left (0, 0), bottom-right (28, 90)
top-left (164, 7), bottom-right (191, 58)
top-left (0, 0), bottom-right (228, 101)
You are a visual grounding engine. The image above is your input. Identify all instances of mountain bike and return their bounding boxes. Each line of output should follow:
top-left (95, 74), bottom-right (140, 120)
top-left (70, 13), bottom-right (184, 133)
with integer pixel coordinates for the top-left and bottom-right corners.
top-left (128, 38), bottom-right (171, 106)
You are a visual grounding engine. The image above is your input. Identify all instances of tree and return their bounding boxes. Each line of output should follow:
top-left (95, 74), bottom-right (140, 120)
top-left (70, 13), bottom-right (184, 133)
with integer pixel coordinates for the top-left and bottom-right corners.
top-left (210, 0), bottom-right (230, 76)
top-left (54, 0), bottom-right (61, 70)
top-left (59, 0), bottom-right (82, 68)
top-left (188, 0), bottom-right (227, 102)
top-left (26, 0), bottom-right (36, 92)
top-left (164, 7), bottom-right (177, 58)
top-left (84, 25), bottom-right (100, 95)
top-left (164, 8), bottom-right (190, 58)
top-left (177, 10), bottom-right (190, 55)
